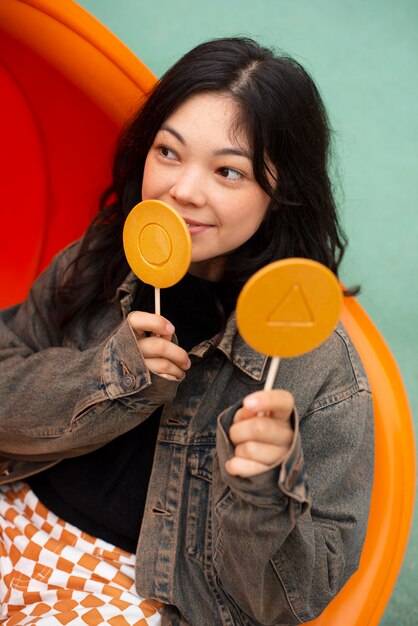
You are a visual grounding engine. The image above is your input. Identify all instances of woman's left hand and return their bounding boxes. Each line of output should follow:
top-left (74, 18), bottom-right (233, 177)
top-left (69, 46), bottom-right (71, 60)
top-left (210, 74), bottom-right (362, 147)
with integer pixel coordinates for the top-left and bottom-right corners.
top-left (226, 390), bottom-right (295, 477)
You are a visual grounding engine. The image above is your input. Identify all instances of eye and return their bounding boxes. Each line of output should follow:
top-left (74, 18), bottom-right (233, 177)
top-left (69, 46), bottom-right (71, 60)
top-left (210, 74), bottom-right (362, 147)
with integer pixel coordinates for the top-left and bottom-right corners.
top-left (158, 145), bottom-right (177, 160)
top-left (218, 167), bottom-right (243, 181)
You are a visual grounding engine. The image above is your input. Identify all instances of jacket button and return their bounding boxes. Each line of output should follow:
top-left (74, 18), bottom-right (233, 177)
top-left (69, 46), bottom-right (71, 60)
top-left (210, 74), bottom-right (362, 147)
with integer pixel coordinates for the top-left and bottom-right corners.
top-left (122, 374), bottom-right (135, 389)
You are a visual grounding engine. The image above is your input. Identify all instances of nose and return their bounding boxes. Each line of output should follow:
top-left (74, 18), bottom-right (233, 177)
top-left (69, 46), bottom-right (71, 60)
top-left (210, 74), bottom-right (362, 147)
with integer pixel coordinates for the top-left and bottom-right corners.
top-left (168, 166), bottom-right (206, 208)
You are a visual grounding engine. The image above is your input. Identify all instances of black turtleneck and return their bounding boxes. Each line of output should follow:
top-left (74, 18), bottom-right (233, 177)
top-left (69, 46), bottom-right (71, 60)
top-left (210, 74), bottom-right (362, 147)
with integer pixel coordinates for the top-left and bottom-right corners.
top-left (28, 273), bottom-right (238, 553)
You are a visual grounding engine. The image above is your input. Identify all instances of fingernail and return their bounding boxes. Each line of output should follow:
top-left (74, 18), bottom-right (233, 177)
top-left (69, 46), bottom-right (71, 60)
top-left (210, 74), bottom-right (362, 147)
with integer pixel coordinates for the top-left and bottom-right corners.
top-left (244, 396), bottom-right (259, 409)
top-left (165, 323), bottom-right (175, 333)
top-left (185, 358), bottom-right (192, 369)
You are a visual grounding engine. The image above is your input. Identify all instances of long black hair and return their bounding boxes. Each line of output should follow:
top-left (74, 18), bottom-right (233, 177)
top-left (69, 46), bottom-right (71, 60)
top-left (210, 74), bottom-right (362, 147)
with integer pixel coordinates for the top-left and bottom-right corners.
top-left (54, 37), bottom-right (349, 329)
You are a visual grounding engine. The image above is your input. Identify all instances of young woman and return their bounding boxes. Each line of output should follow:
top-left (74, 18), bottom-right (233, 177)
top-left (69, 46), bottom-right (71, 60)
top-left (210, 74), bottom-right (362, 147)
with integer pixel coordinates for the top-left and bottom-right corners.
top-left (0, 38), bottom-right (373, 626)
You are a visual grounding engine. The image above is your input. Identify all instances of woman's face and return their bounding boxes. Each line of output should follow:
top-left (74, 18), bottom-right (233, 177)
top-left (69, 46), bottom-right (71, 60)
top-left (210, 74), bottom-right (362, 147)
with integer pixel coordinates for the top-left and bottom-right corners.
top-left (142, 93), bottom-right (271, 280)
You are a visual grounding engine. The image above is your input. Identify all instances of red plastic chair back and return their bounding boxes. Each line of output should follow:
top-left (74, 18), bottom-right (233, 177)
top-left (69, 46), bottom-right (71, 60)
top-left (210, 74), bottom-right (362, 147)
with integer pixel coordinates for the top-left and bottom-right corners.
top-left (0, 0), bottom-right (155, 307)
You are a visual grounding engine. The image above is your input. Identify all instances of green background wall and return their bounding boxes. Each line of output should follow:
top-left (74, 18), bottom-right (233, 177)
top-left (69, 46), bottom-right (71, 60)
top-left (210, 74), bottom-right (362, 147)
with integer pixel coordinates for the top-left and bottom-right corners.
top-left (77, 1), bottom-right (417, 623)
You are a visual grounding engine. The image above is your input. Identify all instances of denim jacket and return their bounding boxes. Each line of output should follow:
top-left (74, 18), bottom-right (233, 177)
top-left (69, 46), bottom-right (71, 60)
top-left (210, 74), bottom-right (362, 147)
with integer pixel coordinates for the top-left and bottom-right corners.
top-left (0, 243), bottom-right (374, 626)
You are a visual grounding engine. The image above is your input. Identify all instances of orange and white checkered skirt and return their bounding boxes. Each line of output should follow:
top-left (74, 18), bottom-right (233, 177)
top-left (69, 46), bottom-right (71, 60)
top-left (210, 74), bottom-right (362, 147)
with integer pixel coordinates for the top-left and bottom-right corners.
top-left (0, 481), bottom-right (162, 625)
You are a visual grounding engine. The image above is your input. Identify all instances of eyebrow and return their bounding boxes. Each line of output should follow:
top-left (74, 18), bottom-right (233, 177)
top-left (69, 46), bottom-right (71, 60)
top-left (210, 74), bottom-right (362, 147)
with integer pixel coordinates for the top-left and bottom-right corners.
top-left (160, 124), bottom-right (185, 145)
top-left (159, 124), bottom-right (251, 160)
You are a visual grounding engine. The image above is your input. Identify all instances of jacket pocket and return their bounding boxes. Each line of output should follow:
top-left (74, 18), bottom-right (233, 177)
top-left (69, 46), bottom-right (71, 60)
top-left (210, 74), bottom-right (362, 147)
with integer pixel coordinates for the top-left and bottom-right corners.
top-left (185, 446), bottom-right (213, 565)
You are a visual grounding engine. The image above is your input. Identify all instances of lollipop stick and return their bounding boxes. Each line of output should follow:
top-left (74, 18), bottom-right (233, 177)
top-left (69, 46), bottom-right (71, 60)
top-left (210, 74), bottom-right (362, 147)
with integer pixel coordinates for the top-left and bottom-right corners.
top-left (264, 356), bottom-right (280, 391)
top-left (154, 287), bottom-right (161, 316)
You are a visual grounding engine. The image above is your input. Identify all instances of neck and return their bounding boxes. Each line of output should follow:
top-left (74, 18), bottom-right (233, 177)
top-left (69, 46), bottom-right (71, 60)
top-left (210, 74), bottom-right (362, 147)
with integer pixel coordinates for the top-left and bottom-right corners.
top-left (189, 258), bottom-right (225, 282)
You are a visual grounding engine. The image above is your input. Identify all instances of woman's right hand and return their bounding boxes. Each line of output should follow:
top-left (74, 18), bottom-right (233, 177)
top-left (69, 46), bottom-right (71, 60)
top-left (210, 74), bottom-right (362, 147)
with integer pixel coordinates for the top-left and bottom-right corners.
top-left (128, 311), bottom-right (191, 381)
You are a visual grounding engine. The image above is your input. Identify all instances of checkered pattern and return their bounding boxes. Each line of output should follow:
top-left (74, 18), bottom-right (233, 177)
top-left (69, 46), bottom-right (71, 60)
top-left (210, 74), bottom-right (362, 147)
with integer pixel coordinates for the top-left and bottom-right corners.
top-left (0, 482), bottom-right (162, 625)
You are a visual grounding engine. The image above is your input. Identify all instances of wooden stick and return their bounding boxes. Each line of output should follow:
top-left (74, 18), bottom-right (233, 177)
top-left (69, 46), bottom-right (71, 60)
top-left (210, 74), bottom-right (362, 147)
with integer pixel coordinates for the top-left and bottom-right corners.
top-left (264, 356), bottom-right (280, 391)
top-left (154, 287), bottom-right (160, 316)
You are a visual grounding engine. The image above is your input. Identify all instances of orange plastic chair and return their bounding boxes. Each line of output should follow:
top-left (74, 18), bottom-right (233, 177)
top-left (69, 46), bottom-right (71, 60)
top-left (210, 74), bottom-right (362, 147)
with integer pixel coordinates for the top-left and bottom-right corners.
top-left (0, 2), bottom-right (415, 624)
top-left (309, 298), bottom-right (415, 625)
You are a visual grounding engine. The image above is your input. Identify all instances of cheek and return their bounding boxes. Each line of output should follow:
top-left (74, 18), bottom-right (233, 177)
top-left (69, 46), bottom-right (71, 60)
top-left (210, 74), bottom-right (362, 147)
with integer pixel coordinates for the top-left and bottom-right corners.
top-left (238, 191), bottom-right (270, 232)
top-left (221, 190), bottom-right (268, 235)
top-left (141, 155), bottom-right (154, 199)
top-left (142, 152), bottom-right (169, 200)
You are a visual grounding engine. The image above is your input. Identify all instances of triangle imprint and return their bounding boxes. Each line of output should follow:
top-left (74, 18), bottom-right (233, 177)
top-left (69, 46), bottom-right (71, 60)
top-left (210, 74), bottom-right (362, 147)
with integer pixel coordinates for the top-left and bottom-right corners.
top-left (267, 283), bottom-right (315, 326)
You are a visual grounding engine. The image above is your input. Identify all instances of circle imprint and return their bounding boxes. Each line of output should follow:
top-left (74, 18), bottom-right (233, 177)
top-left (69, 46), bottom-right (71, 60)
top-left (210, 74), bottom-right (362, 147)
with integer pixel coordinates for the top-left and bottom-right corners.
top-left (139, 223), bottom-right (172, 266)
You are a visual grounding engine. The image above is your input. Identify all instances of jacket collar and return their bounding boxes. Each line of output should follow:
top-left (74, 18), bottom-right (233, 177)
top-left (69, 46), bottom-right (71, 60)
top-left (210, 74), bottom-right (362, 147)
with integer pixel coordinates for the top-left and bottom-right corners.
top-left (115, 274), bottom-right (269, 382)
top-left (115, 271), bottom-right (138, 299)
top-left (190, 313), bottom-right (269, 382)
top-left (114, 272), bottom-right (139, 319)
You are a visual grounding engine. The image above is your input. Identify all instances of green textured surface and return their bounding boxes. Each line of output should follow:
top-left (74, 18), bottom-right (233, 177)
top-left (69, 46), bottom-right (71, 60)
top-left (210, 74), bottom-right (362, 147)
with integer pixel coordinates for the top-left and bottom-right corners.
top-left (76, 1), bottom-right (418, 623)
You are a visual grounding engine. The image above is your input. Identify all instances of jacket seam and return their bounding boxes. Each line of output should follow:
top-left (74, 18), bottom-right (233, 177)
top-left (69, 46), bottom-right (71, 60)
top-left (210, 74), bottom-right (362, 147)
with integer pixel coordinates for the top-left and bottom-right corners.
top-left (270, 558), bottom-right (304, 623)
top-left (334, 326), bottom-right (369, 390)
top-left (303, 386), bottom-right (372, 419)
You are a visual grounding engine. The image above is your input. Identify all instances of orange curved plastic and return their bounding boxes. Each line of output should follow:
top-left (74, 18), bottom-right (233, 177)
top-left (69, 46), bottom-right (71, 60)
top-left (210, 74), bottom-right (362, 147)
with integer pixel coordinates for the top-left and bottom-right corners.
top-left (307, 296), bottom-right (416, 625)
top-left (0, 2), bottom-right (415, 624)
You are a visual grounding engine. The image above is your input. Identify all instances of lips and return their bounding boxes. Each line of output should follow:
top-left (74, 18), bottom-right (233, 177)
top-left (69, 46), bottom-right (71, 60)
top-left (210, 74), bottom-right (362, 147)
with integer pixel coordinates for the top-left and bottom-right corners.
top-left (183, 217), bottom-right (212, 235)
top-left (186, 223), bottom-right (211, 235)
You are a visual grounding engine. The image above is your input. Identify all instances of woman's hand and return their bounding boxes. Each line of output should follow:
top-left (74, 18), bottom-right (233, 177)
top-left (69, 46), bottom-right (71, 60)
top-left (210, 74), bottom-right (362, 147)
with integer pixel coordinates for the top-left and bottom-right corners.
top-left (226, 390), bottom-right (295, 477)
top-left (128, 311), bottom-right (191, 381)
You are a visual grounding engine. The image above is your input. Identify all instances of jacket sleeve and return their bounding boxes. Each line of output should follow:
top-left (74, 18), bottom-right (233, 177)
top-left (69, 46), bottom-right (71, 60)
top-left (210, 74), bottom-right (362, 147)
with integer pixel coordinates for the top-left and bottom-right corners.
top-left (0, 247), bottom-right (179, 460)
top-left (212, 387), bottom-right (374, 625)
